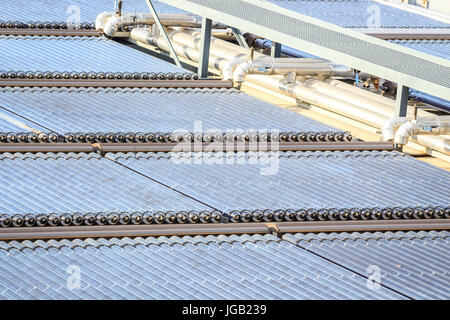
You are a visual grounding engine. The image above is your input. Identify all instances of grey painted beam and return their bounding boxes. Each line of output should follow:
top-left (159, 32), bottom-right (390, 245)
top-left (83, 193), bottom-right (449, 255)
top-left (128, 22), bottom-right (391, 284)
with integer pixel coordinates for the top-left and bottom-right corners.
top-left (230, 27), bottom-right (249, 48)
top-left (198, 17), bottom-right (212, 79)
top-left (158, 0), bottom-right (450, 101)
top-left (145, 0), bottom-right (182, 68)
top-left (395, 85), bottom-right (409, 118)
top-left (271, 41), bottom-right (281, 58)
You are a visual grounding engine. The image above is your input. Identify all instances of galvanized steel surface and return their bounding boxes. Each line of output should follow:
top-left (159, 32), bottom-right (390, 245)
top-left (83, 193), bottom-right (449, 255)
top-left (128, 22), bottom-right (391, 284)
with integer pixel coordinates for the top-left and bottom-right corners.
top-left (0, 87), bottom-right (336, 133)
top-left (109, 150), bottom-right (450, 211)
top-left (0, 233), bottom-right (405, 299)
top-left (0, 35), bottom-right (187, 73)
top-left (267, 0), bottom-right (450, 28)
top-left (283, 230), bottom-right (450, 299)
top-left (0, 0), bottom-right (188, 22)
top-left (389, 39), bottom-right (450, 60)
top-left (0, 152), bottom-right (208, 215)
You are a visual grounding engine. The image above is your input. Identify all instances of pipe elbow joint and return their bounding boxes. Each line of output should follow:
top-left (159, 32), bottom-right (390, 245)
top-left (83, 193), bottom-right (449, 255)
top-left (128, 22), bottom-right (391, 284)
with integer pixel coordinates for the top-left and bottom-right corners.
top-left (95, 12), bottom-right (113, 31)
top-left (232, 61), bottom-right (251, 84)
top-left (382, 117), bottom-right (408, 142)
top-left (102, 16), bottom-right (120, 37)
top-left (394, 121), bottom-right (417, 145)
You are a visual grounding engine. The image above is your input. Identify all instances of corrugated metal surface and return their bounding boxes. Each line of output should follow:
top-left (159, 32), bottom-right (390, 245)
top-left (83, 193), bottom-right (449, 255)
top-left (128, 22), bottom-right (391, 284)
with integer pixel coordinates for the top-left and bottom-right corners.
top-left (0, 87), bottom-right (336, 133)
top-left (0, 35), bottom-right (187, 73)
top-left (0, 233), bottom-right (404, 299)
top-left (267, 0), bottom-right (450, 28)
top-left (0, 152), bottom-right (208, 215)
top-left (0, 110), bottom-right (46, 132)
top-left (389, 39), bottom-right (450, 60)
top-left (0, 0), bottom-right (188, 22)
top-left (109, 150), bottom-right (450, 211)
top-left (258, 39), bottom-right (450, 61)
top-left (283, 230), bottom-right (450, 299)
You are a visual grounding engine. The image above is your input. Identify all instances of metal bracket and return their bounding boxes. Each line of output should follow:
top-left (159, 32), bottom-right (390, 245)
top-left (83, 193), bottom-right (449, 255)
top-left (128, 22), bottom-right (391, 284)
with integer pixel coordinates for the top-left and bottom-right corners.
top-left (198, 17), bottom-right (212, 79)
top-left (395, 84), bottom-right (409, 118)
top-left (230, 27), bottom-right (249, 48)
top-left (271, 41), bottom-right (281, 58)
top-left (266, 223), bottom-right (282, 238)
top-left (145, 0), bottom-right (183, 68)
top-left (282, 71), bottom-right (297, 85)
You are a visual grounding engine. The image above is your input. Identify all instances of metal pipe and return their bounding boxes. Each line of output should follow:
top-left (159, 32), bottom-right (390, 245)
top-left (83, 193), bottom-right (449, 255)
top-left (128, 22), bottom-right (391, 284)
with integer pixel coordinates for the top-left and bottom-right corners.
top-left (96, 12), bottom-right (225, 37)
top-left (247, 75), bottom-right (387, 128)
top-left (247, 75), bottom-right (450, 155)
top-left (394, 116), bottom-right (450, 145)
top-left (130, 27), bottom-right (450, 155)
top-left (232, 57), bottom-right (357, 83)
top-left (382, 117), bottom-right (410, 142)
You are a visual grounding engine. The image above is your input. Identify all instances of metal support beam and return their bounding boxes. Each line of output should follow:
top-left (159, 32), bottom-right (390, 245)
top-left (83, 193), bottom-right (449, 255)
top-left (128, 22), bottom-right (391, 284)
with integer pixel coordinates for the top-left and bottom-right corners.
top-left (230, 27), bottom-right (249, 48)
top-left (271, 41), bottom-right (281, 58)
top-left (145, 0), bottom-right (182, 68)
top-left (115, 0), bottom-right (123, 16)
top-left (395, 84), bottom-right (410, 117)
top-left (198, 17), bottom-right (212, 79)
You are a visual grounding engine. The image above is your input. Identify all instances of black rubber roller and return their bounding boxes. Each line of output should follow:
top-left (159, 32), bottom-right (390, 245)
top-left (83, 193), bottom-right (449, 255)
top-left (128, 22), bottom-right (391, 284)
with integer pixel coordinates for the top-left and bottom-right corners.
top-left (240, 210), bottom-right (252, 223)
top-left (72, 213), bottom-right (84, 226)
top-left (306, 208), bottom-right (318, 221)
top-left (60, 213), bottom-right (73, 226)
top-left (349, 208), bottom-right (360, 220)
top-left (263, 209), bottom-right (274, 222)
top-left (142, 212), bottom-right (154, 224)
top-left (47, 213), bottom-right (61, 226)
top-left (177, 211), bottom-right (188, 224)
top-left (402, 207), bottom-right (413, 219)
top-left (228, 210), bottom-right (241, 223)
top-left (153, 212), bottom-right (165, 224)
top-left (199, 211), bottom-right (211, 223)
top-left (24, 214), bottom-right (36, 227)
top-left (317, 208), bottom-right (328, 221)
top-left (273, 209), bottom-right (285, 222)
top-left (131, 212), bottom-right (143, 225)
top-left (252, 210), bottom-right (263, 222)
top-left (295, 209), bottom-right (307, 221)
top-left (0, 215), bottom-right (11, 228)
top-left (107, 212), bottom-right (119, 225)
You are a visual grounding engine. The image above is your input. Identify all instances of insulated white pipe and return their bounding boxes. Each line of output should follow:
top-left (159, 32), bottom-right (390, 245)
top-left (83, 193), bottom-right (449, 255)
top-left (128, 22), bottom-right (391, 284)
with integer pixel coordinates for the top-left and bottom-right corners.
top-left (96, 12), bottom-right (224, 37)
top-left (232, 58), bottom-right (357, 83)
top-left (129, 27), bottom-right (450, 155)
top-left (247, 74), bottom-right (450, 154)
top-left (395, 117), bottom-right (450, 145)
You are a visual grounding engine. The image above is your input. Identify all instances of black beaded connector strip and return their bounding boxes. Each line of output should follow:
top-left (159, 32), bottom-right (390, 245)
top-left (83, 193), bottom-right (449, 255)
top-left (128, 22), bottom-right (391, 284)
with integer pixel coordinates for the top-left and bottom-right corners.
top-left (0, 71), bottom-right (198, 81)
top-left (0, 131), bottom-right (353, 144)
top-left (0, 206), bottom-right (448, 228)
top-left (0, 21), bottom-right (95, 30)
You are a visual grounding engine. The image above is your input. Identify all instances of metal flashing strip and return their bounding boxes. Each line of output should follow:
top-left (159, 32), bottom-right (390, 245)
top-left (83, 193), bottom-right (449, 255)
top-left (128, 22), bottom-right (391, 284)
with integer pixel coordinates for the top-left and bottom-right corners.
top-left (0, 141), bottom-right (393, 153)
top-left (0, 219), bottom-right (448, 241)
top-left (0, 28), bottom-right (100, 37)
top-left (0, 79), bottom-right (227, 88)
